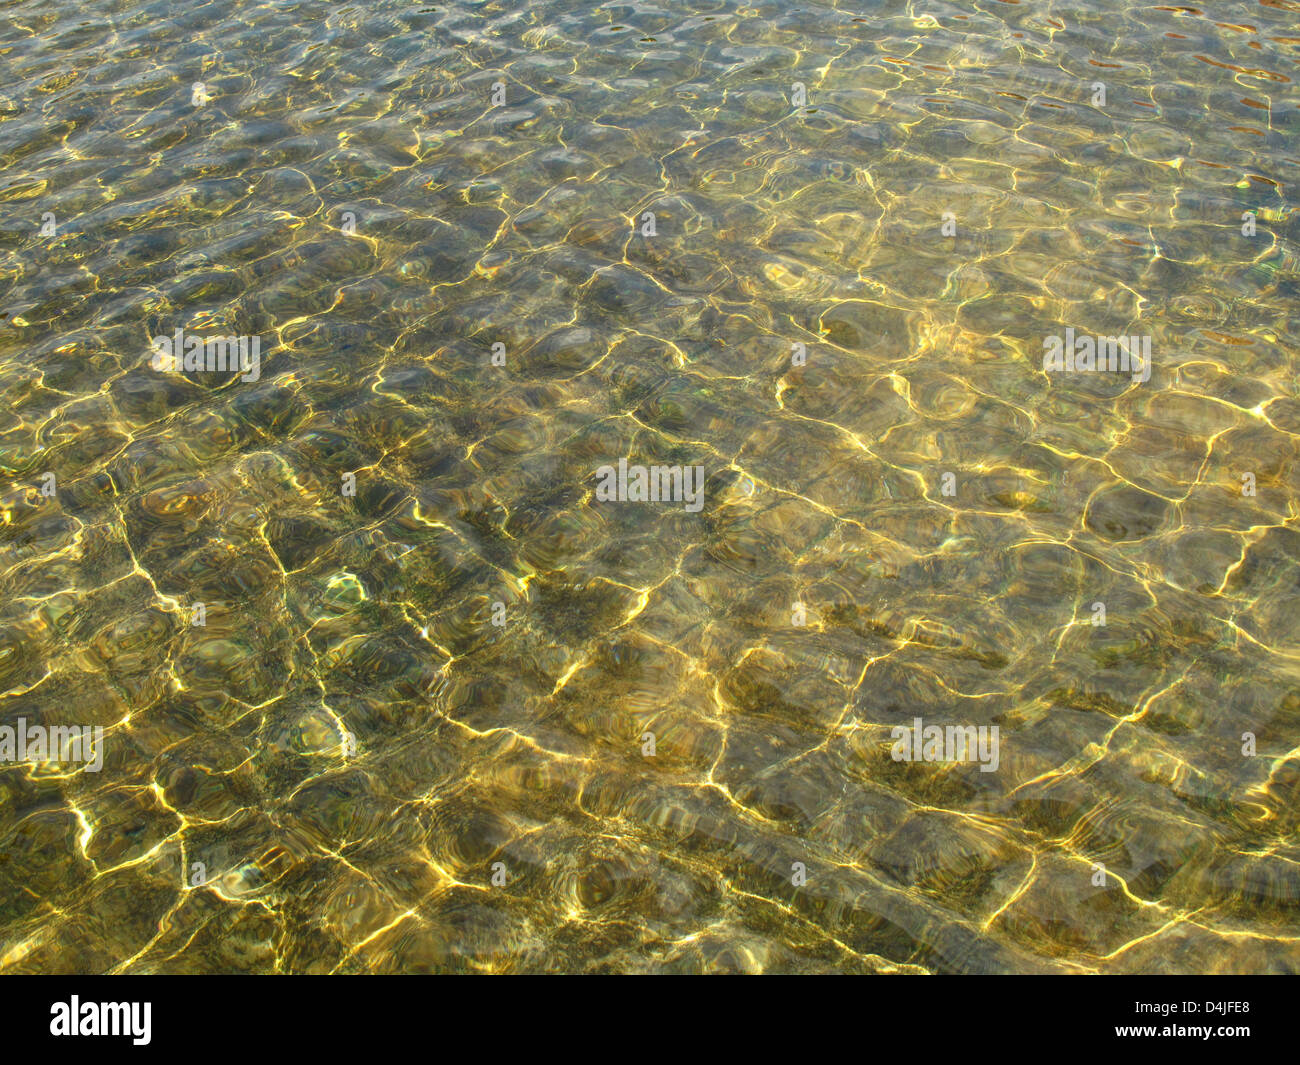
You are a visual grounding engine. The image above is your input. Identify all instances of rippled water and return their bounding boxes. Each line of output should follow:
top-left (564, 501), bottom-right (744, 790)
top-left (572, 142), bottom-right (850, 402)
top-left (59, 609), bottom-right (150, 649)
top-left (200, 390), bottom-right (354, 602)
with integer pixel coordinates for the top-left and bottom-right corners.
top-left (1, 0), bottom-right (1298, 974)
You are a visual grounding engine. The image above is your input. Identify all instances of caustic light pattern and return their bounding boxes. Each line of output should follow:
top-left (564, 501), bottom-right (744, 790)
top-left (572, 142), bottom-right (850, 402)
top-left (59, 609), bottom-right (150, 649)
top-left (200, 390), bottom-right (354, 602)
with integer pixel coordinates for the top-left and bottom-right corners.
top-left (0, 0), bottom-right (1298, 974)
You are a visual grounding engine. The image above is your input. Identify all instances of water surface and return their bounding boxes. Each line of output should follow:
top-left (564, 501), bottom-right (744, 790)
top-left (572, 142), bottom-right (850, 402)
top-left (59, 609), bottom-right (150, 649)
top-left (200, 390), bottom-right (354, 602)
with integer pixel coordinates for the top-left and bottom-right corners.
top-left (1, 0), bottom-right (1298, 974)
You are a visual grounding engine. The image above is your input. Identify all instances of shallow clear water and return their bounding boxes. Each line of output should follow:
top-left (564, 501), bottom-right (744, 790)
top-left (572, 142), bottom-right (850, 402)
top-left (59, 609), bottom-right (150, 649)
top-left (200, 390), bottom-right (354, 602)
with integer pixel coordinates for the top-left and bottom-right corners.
top-left (0, 0), bottom-right (1298, 973)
